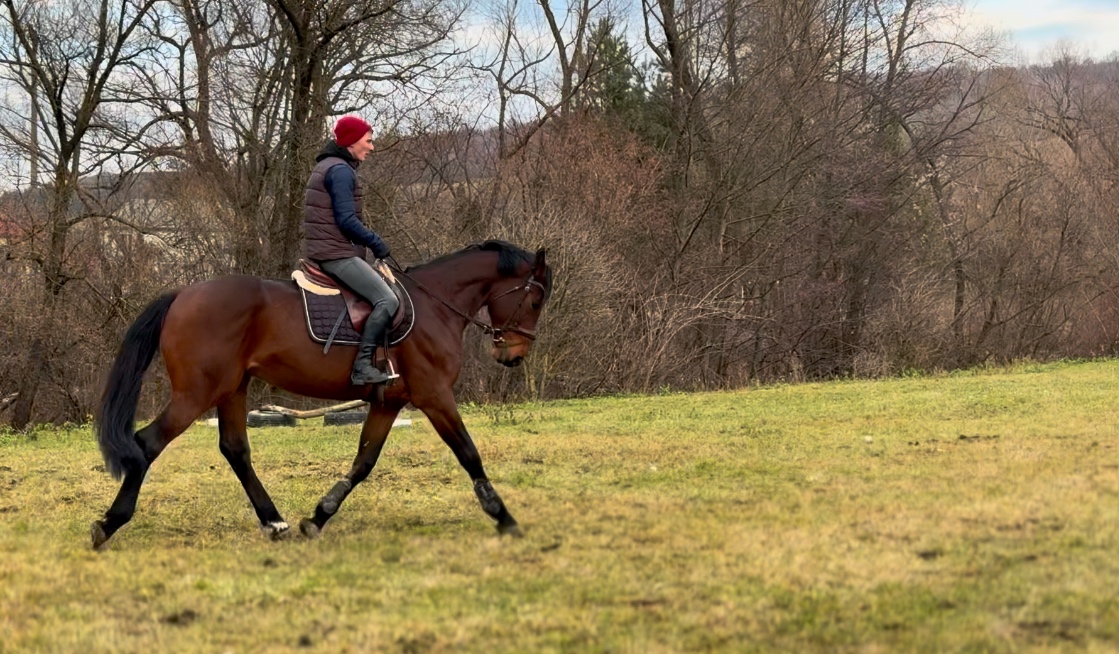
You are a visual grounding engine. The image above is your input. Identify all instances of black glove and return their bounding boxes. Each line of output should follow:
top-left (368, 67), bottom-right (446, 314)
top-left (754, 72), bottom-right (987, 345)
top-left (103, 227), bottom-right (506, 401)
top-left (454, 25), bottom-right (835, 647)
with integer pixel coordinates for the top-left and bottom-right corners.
top-left (371, 240), bottom-right (391, 260)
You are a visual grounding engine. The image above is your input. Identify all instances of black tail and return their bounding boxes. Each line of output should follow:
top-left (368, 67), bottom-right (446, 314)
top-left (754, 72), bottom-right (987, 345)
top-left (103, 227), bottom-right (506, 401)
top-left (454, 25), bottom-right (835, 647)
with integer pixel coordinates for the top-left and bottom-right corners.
top-left (95, 292), bottom-right (179, 479)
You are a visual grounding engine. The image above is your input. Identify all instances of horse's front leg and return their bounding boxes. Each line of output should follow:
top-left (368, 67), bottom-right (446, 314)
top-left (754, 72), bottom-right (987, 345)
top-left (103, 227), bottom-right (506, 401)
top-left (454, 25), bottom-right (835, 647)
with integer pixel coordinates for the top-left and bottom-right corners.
top-left (416, 392), bottom-right (522, 537)
top-left (300, 401), bottom-right (403, 538)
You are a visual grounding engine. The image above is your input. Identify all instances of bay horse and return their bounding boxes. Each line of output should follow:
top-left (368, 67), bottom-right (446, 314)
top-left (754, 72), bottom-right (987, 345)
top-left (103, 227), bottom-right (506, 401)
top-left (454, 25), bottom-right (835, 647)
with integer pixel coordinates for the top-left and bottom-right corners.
top-left (92, 240), bottom-right (551, 549)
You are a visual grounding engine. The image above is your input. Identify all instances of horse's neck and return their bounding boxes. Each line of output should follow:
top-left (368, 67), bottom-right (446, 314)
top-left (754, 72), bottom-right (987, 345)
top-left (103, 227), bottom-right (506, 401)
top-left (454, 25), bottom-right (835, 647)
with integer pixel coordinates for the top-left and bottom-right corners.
top-left (413, 257), bottom-right (497, 317)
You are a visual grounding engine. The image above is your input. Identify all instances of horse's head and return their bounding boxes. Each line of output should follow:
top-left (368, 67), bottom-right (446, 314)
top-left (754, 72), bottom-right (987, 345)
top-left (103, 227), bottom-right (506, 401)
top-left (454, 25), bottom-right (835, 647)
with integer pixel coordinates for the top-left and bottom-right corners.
top-left (484, 248), bottom-right (551, 367)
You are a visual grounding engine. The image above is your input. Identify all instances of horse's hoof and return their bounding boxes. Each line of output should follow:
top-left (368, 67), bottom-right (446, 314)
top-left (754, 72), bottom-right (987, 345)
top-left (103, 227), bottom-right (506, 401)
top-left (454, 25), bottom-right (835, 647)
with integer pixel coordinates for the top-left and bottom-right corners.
top-left (262, 521), bottom-right (292, 541)
top-left (299, 519), bottom-right (321, 539)
top-left (497, 522), bottom-right (523, 538)
top-left (90, 521), bottom-right (110, 550)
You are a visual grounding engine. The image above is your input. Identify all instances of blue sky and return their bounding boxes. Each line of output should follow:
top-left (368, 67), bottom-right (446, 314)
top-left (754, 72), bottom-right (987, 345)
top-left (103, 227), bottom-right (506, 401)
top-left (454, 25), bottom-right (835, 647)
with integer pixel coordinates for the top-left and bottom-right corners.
top-left (963, 0), bottom-right (1119, 61)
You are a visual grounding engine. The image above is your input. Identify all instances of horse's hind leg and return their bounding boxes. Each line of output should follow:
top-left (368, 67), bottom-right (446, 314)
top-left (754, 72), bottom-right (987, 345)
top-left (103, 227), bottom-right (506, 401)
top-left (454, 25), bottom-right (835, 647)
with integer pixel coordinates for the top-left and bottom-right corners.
top-left (92, 392), bottom-right (208, 549)
top-left (217, 382), bottom-right (288, 539)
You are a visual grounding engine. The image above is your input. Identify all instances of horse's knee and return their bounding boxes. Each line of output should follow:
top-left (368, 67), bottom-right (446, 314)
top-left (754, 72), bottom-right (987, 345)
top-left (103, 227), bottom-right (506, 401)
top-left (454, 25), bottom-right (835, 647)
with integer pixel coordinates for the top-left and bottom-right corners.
top-left (219, 441), bottom-right (251, 467)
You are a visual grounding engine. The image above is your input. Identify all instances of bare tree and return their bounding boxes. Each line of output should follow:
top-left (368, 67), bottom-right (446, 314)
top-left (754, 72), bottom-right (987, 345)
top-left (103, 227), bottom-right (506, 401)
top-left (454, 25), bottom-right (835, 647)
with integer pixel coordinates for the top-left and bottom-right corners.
top-left (130, 0), bottom-right (466, 275)
top-left (0, 0), bottom-right (162, 428)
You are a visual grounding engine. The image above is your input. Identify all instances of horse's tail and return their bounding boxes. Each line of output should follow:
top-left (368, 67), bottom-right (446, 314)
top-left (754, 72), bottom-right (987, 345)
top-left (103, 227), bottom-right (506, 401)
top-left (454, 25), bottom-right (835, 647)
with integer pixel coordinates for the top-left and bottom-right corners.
top-left (95, 292), bottom-right (179, 480)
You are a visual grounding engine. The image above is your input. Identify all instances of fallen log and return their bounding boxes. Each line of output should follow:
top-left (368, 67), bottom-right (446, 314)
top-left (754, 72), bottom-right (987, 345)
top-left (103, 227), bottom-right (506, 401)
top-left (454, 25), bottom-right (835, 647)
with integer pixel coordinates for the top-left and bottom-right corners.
top-left (258, 399), bottom-right (366, 420)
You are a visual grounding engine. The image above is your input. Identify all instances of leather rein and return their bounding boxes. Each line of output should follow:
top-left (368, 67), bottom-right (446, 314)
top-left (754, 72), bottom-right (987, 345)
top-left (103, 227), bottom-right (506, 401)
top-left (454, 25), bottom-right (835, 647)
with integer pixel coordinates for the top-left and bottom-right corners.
top-left (386, 258), bottom-right (544, 344)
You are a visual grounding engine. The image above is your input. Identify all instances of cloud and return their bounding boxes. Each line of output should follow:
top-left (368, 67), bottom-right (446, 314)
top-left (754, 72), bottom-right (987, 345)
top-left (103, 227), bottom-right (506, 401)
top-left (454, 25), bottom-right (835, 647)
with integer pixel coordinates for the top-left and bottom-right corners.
top-left (962, 0), bottom-right (1119, 61)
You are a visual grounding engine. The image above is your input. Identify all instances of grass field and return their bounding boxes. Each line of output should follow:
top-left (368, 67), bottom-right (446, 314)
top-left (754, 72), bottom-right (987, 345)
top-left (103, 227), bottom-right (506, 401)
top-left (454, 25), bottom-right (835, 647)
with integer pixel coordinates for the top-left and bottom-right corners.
top-left (1, 360), bottom-right (1118, 652)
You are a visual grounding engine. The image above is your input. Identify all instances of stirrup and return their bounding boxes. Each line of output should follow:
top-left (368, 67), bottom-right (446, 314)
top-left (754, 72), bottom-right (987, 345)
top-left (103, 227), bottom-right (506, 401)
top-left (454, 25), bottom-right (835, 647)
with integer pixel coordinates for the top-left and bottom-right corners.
top-left (350, 361), bottom-right (399, 386)
top-left (350, 370), bottom-right (397, 386)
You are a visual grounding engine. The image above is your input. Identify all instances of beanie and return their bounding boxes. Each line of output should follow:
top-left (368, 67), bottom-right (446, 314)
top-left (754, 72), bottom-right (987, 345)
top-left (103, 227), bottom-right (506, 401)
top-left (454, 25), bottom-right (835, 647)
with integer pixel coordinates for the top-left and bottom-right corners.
top-left (333, 115), bottom-right (372, 147)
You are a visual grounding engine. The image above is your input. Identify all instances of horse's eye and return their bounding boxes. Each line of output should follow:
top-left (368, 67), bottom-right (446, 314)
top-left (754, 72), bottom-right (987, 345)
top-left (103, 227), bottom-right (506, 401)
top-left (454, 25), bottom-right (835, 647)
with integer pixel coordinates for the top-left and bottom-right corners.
top-left (531, 301), bottom-right (541, 310)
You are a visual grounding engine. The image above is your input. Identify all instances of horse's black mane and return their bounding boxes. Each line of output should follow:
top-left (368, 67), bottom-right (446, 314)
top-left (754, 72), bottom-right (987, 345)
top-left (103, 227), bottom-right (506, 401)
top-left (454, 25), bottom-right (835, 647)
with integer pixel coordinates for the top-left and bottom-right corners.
top-left (410, 240), bottom-right (552, 298)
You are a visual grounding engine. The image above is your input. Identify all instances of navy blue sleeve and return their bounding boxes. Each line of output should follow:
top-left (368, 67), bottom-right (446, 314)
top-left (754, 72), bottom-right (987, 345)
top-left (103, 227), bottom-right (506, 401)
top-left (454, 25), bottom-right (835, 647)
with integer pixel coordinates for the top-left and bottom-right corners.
top-left (323, 164), bottom-right (390, 258)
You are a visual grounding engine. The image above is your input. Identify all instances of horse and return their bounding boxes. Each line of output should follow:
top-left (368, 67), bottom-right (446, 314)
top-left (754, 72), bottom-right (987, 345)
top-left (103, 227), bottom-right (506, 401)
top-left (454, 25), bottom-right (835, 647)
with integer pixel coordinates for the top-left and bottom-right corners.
top-left (92, 240), bottom-right (552, 549)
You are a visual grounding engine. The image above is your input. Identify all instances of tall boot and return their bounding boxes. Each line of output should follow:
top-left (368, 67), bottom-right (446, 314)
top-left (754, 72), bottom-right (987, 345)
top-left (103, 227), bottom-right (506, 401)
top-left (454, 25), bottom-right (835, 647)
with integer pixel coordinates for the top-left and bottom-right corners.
top-left (350, 304), bottom-right (398, 386)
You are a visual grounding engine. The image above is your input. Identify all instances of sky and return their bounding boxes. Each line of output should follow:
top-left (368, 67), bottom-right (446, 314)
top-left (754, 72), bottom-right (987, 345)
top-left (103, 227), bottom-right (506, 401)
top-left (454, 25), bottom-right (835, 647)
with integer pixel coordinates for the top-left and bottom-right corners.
top-left (962, 0), bottom-right (1119, 62)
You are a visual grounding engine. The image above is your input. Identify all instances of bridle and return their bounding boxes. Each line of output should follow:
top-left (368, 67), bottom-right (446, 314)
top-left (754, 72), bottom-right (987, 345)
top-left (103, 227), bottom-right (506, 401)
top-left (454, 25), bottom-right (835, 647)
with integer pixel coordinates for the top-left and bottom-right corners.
top-left (485, 276), bottom-right (546, 344)
top-left (387, 259), bottom-right (544, 345)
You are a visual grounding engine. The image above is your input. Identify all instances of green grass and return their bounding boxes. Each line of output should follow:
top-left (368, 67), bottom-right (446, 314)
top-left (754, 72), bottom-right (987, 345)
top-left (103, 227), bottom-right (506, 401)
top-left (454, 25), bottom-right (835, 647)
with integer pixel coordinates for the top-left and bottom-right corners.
top-left (2, 360), bottom-right (1118, 652)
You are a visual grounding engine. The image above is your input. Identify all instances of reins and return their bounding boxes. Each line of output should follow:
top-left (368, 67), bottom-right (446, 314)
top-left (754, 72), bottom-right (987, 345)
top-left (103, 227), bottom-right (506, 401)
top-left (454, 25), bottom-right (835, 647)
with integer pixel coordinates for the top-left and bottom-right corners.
top-left (386, 256), bottom-right (542, 343)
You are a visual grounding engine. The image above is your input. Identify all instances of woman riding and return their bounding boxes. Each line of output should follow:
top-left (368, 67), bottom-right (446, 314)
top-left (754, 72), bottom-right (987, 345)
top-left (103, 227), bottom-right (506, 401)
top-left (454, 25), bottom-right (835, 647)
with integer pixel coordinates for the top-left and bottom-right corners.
top-left (303, 115), bottom-right (400, 385)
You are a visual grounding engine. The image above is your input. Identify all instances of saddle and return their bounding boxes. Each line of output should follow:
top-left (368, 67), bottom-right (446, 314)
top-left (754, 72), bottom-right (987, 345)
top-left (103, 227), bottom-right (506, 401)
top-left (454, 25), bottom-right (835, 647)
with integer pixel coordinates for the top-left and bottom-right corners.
top-left (292, 259), bottom-right (414, 353)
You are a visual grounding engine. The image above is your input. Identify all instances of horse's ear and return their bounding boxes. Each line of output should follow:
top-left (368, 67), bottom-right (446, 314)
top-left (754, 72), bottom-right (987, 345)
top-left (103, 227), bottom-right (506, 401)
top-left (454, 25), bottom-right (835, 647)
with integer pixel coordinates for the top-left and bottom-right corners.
top-left (533, 248), bottom-right (547, 272)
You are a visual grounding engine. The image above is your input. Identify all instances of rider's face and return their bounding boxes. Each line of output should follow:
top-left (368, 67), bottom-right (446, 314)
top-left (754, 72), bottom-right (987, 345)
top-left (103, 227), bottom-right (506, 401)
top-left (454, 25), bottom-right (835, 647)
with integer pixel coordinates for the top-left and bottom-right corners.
top-left (348, 131), bottom-right (375, 161)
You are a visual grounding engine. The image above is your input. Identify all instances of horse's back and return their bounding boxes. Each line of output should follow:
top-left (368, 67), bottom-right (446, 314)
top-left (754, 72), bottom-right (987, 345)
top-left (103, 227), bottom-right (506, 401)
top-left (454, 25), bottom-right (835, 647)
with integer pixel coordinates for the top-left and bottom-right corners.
top-left (161, 275), bottom-right (297, 363)
top-left (171, 274), bottom-right (359, 397)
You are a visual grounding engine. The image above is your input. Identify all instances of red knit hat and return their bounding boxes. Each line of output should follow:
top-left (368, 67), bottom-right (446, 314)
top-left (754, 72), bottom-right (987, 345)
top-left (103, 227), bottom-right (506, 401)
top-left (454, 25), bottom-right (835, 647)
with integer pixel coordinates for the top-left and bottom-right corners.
top-left (332, 115), bottom-right (371, 147)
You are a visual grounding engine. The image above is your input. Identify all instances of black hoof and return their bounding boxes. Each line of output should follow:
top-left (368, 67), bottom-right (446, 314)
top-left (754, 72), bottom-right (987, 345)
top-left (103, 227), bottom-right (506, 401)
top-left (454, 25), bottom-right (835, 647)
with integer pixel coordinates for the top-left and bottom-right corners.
top-left (91, 521), bottom-right (110, 550)
top-left (497, 522), bottom-right (523, 538)
top-left (299, 519), bottom-right (321, 539)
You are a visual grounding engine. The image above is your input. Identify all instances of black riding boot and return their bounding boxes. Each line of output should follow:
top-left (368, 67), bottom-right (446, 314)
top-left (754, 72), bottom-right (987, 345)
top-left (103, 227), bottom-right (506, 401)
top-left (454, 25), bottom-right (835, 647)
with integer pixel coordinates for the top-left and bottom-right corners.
top-left (351, 305), bottom-right (397, 386)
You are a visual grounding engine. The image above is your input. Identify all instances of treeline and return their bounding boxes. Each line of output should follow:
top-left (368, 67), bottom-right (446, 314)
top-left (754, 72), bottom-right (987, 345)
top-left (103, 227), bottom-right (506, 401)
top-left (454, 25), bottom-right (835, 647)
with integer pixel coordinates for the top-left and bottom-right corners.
top-left (2, 0), bottom-right (1118, 427)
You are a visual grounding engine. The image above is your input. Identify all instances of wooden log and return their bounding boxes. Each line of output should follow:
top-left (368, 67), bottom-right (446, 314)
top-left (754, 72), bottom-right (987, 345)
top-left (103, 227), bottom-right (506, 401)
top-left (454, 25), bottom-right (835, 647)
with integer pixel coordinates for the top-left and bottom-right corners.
top-left (0, 393), bottom-right (18, 413)
top-left (258, 399), bottom-right (366, 420)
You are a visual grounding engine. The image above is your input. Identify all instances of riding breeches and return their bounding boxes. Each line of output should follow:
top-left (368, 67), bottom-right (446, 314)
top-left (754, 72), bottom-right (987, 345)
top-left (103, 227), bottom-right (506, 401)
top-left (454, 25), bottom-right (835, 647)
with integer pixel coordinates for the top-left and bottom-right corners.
top-left (317, 257), bottom-right (400, 317)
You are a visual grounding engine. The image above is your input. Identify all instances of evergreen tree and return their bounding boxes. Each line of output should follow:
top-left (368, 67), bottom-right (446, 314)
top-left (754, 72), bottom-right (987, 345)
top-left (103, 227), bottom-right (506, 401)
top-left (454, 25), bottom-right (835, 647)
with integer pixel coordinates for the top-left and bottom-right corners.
top-left (575, 19), bottom-right (672, 147)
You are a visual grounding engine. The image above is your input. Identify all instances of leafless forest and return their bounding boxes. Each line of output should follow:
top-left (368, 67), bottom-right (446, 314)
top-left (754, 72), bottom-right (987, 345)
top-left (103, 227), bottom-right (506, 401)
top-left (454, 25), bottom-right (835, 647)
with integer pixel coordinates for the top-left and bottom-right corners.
top-left (1, 0), bottom-right (1118, 428)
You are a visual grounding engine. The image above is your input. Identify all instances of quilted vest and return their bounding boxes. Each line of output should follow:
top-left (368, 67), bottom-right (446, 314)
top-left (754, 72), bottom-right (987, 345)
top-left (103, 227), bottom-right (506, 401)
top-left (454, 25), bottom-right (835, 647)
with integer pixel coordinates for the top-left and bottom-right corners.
top-left (303, 156), bottom-right (367, 261)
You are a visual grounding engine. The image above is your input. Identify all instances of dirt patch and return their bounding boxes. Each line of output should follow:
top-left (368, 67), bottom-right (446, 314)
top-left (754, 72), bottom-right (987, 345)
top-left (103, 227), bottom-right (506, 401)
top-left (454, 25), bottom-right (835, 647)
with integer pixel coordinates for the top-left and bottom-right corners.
top-left (162, 609), bottom-right (199, 626)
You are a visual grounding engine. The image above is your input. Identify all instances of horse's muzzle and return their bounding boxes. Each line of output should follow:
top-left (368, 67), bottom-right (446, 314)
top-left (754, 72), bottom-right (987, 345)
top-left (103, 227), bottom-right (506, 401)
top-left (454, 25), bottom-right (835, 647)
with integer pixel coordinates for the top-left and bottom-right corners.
top-left (492, 338), bottom-right (529, 367)
top-left (498, 355), bottom-right (524, 367)
top-left (493, 346), bottom-right (524, 367)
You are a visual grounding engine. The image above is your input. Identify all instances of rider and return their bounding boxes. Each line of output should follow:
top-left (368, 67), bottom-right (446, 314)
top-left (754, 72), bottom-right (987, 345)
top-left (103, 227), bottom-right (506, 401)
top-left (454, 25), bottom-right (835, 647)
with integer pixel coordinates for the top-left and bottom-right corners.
top-left (303, 115), bottom-right (400, 386)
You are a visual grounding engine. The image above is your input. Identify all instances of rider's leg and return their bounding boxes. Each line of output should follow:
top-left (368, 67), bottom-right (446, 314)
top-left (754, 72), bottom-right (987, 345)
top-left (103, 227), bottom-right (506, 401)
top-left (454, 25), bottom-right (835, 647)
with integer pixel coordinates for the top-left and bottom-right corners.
top-left (319, 256), bottom-right (400, 385)
top-left (351, 303), bottom-right (396, 384)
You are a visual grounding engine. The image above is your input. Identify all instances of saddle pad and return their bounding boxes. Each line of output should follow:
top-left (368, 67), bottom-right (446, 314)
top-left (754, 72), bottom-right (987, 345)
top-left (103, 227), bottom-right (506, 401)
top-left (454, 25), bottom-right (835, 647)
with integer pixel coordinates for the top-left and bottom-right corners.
top-left (301, 291), bottom-right (362, 346)
top-left (297, 285), bottom-right (415, 348)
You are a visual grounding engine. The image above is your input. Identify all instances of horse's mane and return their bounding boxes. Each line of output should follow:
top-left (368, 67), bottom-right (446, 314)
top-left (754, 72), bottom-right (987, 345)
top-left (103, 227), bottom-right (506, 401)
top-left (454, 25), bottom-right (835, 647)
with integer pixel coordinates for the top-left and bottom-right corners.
top-left (409, 240), bottom-right (553, 298)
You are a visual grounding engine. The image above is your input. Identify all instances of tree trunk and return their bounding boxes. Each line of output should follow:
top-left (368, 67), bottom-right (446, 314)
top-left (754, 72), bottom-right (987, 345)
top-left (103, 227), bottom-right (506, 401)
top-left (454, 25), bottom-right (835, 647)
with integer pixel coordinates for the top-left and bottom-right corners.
top-left (11, 339), bottom-right (45, 430)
